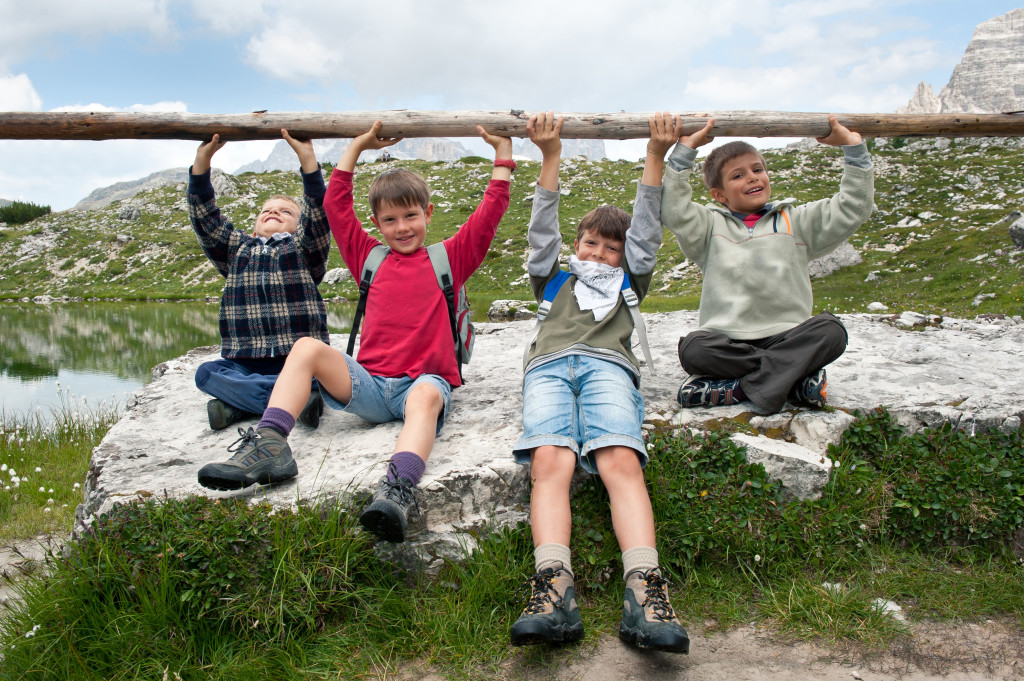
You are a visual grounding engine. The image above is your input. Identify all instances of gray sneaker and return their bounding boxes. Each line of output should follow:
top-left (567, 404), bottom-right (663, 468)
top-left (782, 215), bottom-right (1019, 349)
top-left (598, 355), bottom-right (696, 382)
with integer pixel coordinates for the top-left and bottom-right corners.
top-left (619, 567), bottom-right (689, 653)
top-left (510, 562), bottom-right (584, 646)
top-left (791, 368), bottom-right (828, 408)
top-left (359, 463), bottom-right (418, 542)
top-left (297, 389), bottom-right (324, 429)
top-left (197, 427), bottom-right (298, 491)
top-left (206, 398), bottom-right (257, 431)
top-left (677, 375), bottom-right (740, 408)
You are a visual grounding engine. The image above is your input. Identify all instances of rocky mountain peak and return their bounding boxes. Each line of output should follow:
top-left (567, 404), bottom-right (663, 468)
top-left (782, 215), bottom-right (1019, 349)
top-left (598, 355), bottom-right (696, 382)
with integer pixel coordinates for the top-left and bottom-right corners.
top-left (898, 8), bottom-right (1024, 114)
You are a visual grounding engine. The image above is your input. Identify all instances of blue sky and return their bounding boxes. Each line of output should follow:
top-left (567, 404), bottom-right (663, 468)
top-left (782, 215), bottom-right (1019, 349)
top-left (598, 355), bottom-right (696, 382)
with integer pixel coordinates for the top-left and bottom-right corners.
top-left (0, 0), bottom-right (1021, 210)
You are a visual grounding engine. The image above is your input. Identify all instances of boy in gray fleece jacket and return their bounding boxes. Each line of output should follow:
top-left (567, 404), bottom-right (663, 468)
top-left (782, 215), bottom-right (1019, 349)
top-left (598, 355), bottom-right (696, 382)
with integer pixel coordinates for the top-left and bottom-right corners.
top-left (509, 112), bottom-right (688, 654)
top-left (663, 114), bottom-right (874, 413)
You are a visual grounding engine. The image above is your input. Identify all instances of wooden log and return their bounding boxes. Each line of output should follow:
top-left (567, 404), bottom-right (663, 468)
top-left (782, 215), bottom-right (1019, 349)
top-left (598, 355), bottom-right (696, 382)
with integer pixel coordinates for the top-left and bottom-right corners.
top-left (0, 110), bottom-right (1023, 141)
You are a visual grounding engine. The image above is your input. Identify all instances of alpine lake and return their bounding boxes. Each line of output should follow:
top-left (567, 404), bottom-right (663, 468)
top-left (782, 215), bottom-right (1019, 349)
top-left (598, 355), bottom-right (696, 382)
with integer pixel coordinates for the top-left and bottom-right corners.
top-left (0, 300), bottom-right (356, 423)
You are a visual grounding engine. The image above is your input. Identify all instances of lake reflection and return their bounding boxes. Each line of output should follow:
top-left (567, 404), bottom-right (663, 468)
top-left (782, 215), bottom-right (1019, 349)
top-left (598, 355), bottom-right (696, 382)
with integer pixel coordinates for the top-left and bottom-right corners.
top-left (0, 301), bottom-right (355, 419)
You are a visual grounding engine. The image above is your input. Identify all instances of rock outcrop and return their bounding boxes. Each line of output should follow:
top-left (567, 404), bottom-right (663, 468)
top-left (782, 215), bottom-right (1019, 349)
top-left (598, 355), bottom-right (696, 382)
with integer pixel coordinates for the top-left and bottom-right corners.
top-left (74, 311), bottom-right (1024, 573)
top-left (73, 168), bottom-right (236, 211)
top-left (898, 9), bottom-right (1024, 114)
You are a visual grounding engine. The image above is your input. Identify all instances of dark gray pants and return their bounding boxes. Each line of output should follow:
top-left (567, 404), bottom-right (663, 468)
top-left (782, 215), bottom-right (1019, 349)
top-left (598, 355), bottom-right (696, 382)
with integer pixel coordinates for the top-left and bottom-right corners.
top-left (677, 312), bottom-right (848, 412)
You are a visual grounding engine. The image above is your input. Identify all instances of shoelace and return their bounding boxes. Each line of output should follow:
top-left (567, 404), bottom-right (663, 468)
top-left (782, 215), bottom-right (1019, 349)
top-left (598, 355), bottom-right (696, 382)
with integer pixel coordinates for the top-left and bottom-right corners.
top-left (226, 427), bottom-right (260, 460)
top-left (522, 569), bottom-right (562, 614)
top-left (380, 462), bottom-right (419, 512)
top-left (639, 570), bottom-right (678, 622)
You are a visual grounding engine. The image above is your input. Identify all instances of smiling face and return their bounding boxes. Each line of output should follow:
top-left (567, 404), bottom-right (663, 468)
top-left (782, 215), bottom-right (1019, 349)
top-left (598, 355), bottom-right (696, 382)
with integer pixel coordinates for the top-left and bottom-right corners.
top-left (575, 229), bottom-right (624, 268)
top-left (253, 197), bottom-right (301, 238)
top-left (371, 200), bottom-right (434, 254)
top-left (710, 152), bottom-right (772, 214)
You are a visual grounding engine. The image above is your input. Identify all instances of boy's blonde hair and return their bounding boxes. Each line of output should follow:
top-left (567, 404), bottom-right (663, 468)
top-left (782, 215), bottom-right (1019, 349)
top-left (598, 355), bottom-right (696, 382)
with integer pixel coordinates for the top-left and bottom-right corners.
top-left (576, 204), bottom-right (631, 242)
top-left (368, 168), bottom-right (430, 215)
top-left (262, 194), bottom-right (301, 211)
top-left (702, 141), bottom-right (766, 190)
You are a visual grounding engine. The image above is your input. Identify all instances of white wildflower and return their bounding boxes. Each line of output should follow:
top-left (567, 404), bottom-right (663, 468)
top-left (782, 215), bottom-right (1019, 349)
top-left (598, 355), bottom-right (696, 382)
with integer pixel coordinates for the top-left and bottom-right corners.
top-left (754, 554), bottom-right (761, 562)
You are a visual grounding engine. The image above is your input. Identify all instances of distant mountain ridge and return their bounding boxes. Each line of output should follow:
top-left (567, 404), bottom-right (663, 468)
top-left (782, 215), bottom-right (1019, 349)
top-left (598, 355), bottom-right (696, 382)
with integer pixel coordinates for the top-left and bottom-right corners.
top-left (898, 8), bottom-right (1024, 114)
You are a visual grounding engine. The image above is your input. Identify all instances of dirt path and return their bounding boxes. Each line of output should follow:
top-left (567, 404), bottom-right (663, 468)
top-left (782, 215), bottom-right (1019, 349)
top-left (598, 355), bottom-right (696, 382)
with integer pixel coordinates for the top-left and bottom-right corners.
top-left (495, 622), bottom-right (1024, 681)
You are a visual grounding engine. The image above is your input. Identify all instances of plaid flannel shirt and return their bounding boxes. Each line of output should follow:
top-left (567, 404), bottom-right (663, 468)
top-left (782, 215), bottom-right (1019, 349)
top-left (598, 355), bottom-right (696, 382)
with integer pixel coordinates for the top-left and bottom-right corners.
top-left (188, 167), bottom-right (332, 359)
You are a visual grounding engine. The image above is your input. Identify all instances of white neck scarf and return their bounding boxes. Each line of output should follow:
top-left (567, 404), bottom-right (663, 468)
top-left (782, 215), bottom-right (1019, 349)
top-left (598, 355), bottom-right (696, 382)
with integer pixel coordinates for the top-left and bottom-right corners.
top-left (568, 255), bottom-right (624, 322)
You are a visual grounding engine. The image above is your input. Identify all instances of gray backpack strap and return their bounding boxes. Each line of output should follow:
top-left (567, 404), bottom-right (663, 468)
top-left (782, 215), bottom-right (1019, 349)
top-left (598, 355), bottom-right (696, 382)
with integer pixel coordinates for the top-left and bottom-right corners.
top-left (346, 244), bottom-right (389, 356)
top-left (620, 286), bottom-right (655, 375)
top-left (426, 242), bottom-right (468, 378)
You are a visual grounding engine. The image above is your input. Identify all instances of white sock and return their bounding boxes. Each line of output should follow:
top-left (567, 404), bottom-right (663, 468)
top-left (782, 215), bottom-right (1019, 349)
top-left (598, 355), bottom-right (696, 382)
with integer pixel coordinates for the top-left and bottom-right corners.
top-left (622, 546), bottom-right (659, 580)
top-left (534, 543), bottom-right (572, 576)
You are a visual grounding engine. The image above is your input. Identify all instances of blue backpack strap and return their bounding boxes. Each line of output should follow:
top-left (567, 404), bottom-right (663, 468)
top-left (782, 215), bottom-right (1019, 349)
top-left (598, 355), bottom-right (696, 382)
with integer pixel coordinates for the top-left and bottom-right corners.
top-left (346, 244), bottom-right (389, 357)
top-left (537, 269), bottom-right (572, 321)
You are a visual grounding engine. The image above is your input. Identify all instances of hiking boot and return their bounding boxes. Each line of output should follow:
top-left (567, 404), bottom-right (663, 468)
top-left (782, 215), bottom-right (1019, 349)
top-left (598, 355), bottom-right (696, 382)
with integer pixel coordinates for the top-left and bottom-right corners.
top-left (791, 368), bottom-right (828, 408)
top-left (197, 427), bottom-right (298, 491)
top-left (297, 389), bottom-right (324, 429)
top-left (510, 562), bottom-right (584, 646)
top-left (677, 375), bottom-right (740, 408)
top-left (619, 567), bottom-right (689, 654)
top-left (206, 398), bottom-right (257, 431)
top-left (359, 463), bottom-right (418, 542)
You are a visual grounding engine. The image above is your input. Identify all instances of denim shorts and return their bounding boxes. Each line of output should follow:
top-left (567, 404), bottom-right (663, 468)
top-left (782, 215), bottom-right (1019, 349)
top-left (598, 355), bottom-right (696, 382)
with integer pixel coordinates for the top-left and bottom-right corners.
top-left (321, 352), bottom-right (452, 435)
top-left (512, 355), bottom-right (647, 474)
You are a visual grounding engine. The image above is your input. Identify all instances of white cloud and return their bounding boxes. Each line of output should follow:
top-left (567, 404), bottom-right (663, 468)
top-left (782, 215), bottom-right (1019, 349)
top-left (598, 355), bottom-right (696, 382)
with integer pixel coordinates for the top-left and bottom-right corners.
top-left (0, 0), bottom-right (175, 71)
top-left (50, 101), bottom-right (189, 113)
top-left (0, 73), bottom-right (43, 111)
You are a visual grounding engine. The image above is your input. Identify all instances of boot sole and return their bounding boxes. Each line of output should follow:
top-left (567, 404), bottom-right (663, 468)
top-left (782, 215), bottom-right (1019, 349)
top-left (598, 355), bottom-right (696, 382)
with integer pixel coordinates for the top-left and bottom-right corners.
top-left (359, 501), bottom-right (408, 542)
top-left (619, 623), bottom-right (690, 654)
top-left (511, 621), bottom-right (584, 646)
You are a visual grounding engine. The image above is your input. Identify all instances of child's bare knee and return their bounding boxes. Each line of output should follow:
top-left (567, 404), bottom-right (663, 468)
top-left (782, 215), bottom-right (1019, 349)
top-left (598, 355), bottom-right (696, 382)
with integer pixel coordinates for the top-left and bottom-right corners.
top-left (594, 446), bottom-right (643, 480)
top-left (405, 383), bottom-right (443, 414)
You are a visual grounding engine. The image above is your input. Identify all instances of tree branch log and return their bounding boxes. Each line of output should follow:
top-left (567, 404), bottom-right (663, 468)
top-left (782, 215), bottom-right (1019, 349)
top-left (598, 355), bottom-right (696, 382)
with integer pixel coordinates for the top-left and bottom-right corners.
top-left (1, 110), bottom-right (1023, 141)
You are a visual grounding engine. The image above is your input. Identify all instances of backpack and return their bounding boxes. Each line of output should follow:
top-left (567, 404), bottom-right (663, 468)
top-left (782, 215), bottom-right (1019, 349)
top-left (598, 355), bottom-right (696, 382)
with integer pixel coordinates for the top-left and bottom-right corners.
top-left (525, 269), bottom-right (654, 374)
top-left (346, 243), bottom-right (474, 381)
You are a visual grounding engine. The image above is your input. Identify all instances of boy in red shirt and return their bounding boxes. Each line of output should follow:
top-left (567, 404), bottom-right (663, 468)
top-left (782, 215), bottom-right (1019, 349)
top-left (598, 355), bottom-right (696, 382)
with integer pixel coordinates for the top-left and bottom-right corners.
top-left (197, 121), bottom-right (513, 544)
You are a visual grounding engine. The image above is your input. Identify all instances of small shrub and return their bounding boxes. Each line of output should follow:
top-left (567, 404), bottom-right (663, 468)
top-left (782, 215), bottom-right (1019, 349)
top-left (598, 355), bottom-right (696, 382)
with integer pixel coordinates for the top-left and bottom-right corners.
top-left (0, 200), bottom-right (51, 225)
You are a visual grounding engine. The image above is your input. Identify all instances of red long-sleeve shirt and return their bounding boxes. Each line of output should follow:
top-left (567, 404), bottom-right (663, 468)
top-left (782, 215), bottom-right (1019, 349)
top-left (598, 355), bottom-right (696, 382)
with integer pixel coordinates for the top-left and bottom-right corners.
top-left (325, 168), bottom-right (510, 387)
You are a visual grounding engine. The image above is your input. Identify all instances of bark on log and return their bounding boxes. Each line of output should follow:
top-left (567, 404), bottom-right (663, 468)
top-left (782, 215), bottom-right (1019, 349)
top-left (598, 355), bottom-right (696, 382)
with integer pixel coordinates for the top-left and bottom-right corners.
top-left (1, 110), bottom-right (1023, 141)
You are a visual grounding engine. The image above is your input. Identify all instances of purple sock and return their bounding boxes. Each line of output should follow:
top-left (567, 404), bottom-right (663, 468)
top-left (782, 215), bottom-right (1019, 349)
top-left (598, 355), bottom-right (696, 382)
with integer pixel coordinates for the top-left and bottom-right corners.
top-left (258, 407), bottom-right (295, 438)
top-left (388, 451), bottom-right (426, 486)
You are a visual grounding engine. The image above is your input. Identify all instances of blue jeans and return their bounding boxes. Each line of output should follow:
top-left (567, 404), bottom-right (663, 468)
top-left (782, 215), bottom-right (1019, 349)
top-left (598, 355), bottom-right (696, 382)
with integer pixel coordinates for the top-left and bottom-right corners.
top-left (321, 352), bottom-right (452, 435)
top-left (513, 355), bottom-right (647, 474)
top-left (195, 357), bottom-right (317, 415)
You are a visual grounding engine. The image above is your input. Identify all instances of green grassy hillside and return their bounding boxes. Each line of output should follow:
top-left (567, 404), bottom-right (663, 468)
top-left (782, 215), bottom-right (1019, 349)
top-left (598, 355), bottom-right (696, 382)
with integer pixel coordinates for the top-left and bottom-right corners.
top-left (1, 136), bottom-right (1022, 317)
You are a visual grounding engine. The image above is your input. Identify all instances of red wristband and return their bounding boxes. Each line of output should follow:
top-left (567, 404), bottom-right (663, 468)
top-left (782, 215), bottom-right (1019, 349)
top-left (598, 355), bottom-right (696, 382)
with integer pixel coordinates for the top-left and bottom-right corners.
top-left (494, 158), bottom-right (517, 173)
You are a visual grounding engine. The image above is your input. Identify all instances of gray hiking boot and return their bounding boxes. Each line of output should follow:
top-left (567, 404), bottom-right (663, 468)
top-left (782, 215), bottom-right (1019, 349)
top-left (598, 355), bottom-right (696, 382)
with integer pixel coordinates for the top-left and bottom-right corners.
top-left (206, 398), bottom-right (257, 431)
top-left (619, 567), bottom-right (689, 653)
top-left (359, 463), bottom-right (418, 542)
top-left (297, 389), bottom-right (324, 429)
top-left (677, 375), bottom-right (741, 408)
top-left (791, 368), bottom-right (828, 408)
top-left (197, 427), bottom-right (298, 491)
top-left (510, 562), bottom-right (584, 646)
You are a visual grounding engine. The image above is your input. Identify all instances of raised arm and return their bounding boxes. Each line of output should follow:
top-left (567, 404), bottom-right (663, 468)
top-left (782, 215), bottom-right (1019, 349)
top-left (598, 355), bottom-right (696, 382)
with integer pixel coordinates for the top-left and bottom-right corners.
top-left (525, 112), bottom-right (565, 281)
top-left (337, 120), bottom-right (402, 172)
top-left (191, 134), bottom-right (227, 175)
top-left (476, 125), bottom-right (514, 181)
top-left (641, 111), bottom-right (683, 187)
top-left (281, 128), bottom-right (319, 174)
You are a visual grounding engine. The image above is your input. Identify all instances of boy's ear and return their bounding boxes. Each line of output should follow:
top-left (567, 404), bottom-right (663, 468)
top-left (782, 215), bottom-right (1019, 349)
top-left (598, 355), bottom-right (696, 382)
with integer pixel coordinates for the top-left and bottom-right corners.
top-left (424, 203), bottom-right (434, 224)
top-left (709, 187), bottom-right (728, 206)
top-left (370, 215), bottom-right (380, 228)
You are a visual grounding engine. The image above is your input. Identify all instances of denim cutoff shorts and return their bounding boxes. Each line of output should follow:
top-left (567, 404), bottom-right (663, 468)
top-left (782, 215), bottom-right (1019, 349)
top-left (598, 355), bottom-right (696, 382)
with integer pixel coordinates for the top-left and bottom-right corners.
top-left (512, 355), bottom-right (646, 474)
top-left (321, 353), bottom-right (452, 435)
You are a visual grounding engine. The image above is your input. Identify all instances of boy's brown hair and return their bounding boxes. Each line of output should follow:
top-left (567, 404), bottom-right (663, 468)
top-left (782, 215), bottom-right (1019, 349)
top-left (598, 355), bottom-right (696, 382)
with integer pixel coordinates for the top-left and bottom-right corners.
top-left (368, 168), bottom-right (431, 215)
top-left (702, 141), bottom-right (766, 190)
top-left (576, 205), bottom-right (631, 242)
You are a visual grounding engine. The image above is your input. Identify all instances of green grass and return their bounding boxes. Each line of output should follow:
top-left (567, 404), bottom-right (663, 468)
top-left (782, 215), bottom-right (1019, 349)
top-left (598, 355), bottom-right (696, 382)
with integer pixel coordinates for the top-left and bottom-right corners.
top-left (0, 392), bottom-right (118, 542)
top-left (1, 406), bottom-right (1021, 678)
